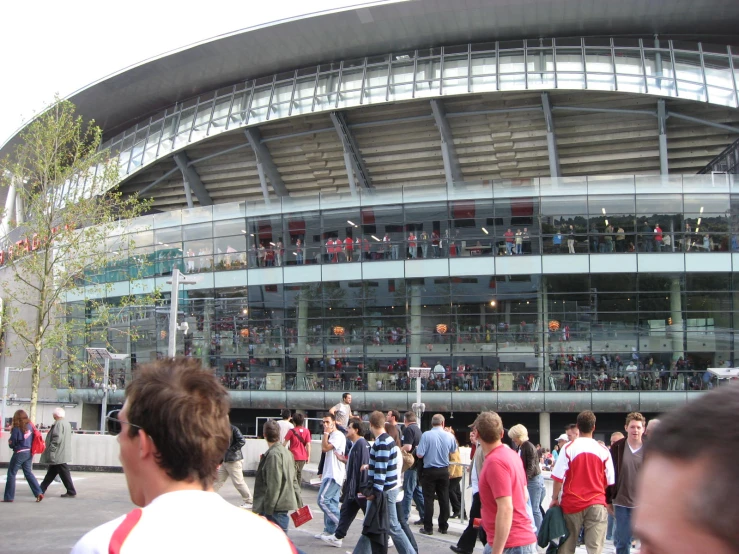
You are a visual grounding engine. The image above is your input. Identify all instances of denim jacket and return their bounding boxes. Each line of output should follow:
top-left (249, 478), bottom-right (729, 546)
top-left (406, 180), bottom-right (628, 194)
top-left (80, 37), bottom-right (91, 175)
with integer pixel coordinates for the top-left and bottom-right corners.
top-left (8, 424), bottom-right (33, 453)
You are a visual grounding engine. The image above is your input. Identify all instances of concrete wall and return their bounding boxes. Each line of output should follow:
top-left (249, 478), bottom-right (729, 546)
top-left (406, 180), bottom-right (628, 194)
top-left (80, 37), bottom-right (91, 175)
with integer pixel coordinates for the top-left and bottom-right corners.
top-left (0, 433), bottom-right (272, 471)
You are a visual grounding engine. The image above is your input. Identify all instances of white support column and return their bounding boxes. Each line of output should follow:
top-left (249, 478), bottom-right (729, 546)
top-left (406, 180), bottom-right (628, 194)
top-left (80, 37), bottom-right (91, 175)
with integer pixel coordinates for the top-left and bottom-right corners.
top-left (541, 92), bottom-right (561, 178)
top-left (1, 179), bottom-right (17, 239)
top-left (539, 411), bottom-right (551, 451)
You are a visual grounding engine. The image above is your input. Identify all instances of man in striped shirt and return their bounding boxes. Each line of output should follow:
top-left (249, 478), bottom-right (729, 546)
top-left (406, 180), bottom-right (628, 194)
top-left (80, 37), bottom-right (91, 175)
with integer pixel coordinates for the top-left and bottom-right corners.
top-left (352, 411), bottom-right (415, 554)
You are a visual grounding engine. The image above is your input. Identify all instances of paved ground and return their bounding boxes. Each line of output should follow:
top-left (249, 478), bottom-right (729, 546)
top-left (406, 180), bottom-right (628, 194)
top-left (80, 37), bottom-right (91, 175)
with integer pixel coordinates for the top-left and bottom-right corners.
top-left (0, 471), bottom-right (622, 554)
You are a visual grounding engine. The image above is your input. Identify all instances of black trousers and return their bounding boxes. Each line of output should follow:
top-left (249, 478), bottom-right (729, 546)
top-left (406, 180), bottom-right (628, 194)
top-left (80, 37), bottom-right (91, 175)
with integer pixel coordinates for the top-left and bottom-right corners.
top-left (40, 463), bottom-right (76, 495)
top-left (456, 492), bottom-right (487, 553)
top-left (334, 496), bottom-right (366, 539)
top-left (396, 501), bottom-right (418, 552)
top-left (421, 466), bottom-right (450, 532)
top-left (449, 476), bottom-right (462, 515)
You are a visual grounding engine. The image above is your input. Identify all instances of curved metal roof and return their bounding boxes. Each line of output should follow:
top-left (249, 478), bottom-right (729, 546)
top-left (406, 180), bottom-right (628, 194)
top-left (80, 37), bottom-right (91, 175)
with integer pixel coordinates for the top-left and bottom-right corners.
top-left (2, 0), bottom-right (738, 159)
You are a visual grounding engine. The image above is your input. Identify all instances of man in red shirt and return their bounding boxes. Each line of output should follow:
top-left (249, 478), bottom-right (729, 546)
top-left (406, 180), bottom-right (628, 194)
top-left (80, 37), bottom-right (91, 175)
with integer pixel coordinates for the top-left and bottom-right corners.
top-left (475, 411), bottom-right (537, 554)
top-left (504, 228), bottom-right (514, 255)
top-left (344, 236), bottom-right (354, 262)
top-left (551, 410), bottom-right (615, 554)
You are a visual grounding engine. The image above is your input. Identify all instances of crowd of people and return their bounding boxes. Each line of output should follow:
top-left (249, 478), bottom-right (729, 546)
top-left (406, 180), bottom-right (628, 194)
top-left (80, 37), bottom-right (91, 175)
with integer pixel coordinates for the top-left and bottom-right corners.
top-left (3, 357), bottom-right (736, 554)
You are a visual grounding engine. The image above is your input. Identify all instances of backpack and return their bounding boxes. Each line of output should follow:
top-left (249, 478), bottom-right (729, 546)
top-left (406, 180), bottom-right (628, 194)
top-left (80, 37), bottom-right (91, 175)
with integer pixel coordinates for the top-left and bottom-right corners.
top-left (30, 423), bottom-right (46, 456)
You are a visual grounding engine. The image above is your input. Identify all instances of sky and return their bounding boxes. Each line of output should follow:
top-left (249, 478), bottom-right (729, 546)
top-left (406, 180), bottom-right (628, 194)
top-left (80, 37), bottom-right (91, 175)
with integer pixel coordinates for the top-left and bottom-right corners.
top-left (0, 0), bottom-right (391, 147)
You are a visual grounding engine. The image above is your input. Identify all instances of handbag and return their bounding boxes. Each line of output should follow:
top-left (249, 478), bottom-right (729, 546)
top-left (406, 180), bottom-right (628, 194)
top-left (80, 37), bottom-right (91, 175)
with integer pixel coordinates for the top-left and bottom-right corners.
top-left (30, 423), bottom-right (46, 456)
top-left (401, 448), bottom-right (415, 473)
top-left (290, 505), bottom-right (313, 527)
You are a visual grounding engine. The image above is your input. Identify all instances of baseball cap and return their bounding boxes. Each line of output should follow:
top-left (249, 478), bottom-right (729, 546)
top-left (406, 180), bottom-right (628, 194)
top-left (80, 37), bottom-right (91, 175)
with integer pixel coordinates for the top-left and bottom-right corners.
top-left (556, 434), bottom-right (569, 442)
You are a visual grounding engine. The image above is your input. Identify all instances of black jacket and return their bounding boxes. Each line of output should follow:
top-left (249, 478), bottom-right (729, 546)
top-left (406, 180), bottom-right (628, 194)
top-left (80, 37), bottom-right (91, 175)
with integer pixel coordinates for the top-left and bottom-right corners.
top-left (342, 437), bottom-right (370, 502)
top-left (519, 440), bottom-right (541, 482)
top-left (362, 490), bottom-right (389, 554)
top-left (224, 425), bottom-right (246, 462)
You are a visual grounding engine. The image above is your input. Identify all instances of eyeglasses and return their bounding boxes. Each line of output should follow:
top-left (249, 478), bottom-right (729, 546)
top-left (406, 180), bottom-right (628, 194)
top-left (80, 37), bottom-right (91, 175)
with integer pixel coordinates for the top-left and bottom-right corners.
top-left (106, 409), bottom-right (144, 436)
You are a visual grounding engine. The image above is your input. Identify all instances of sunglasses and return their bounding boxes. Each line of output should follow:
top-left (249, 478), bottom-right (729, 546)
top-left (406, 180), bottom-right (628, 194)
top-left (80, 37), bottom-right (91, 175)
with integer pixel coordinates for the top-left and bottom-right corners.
top-left (106, 409), bottom-right (144, 436)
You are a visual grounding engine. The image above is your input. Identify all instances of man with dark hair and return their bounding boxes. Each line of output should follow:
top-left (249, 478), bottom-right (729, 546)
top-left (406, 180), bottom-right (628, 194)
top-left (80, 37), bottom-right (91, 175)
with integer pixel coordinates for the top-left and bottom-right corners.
top-left (321, 419), bottom-right (370, 548)
top-left (634, 384), bottom-right (739, 554)
top-left (551, 410), bottom-right (615, 554)
top-left (329, 392), bottom-right (352, 432)
top-left (253, 420), bottom-right (301, 534)
top-left (213, 422), bottom-right (253, 509)
top-left (474, 412), bottom-right (537, 554)
top-left (565, 423), bottom-right (579, 442)
top-left (277, 408), bottom-right (294, 444)
top-left (400, 410), bottom-right (424, 525)
top-left (386, 409), bottom-right (401, 429)
top-left (606, 412), bottom-right (646, 554)
top-left (284, 412), bottom-right (311, 488)
top-left (315, 412), bottom-right (347, 541)
top-left (417, 413), bottom-right (458, 535)
top-left (71, 358), bottom-right (295, 553)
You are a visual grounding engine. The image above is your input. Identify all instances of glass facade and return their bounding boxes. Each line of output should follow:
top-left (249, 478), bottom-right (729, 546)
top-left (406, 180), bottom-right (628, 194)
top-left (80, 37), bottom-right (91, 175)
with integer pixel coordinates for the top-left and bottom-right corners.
top-left (67, 272), bottom-right (737, 395)
top-left (81, 174), bottom-right (739, 285)
top-left (98, 37), bottom-right (739, 185)
top-left (65, 175), bottom-right (738, 397)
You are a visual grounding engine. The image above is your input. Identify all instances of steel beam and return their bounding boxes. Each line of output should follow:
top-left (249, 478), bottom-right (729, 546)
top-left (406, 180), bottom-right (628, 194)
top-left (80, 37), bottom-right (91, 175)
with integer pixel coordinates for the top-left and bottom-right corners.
top-left (430, 99), bottom-right (463, 189)
top-left (173, 152), bottom-right (212, 206)
top-left (666, 111), bottom-right (739, 135)
top-left (657, 99), bottom-right (669, 175)
top-left (541, 92), bottom-right (561, 178)
top-left (244, 128), bottom-right (288, 197)
top-left (330, 111), bottom-right (372, 194)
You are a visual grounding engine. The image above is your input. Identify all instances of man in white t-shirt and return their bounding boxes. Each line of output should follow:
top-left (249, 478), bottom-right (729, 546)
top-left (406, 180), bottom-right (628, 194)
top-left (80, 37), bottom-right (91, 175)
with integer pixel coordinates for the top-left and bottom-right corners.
top-left (315, 412), bottom-right (347, 541)
top-left (70, 358), bottom-right (296, 554)
top-left (277, 408), bottom-right (294, 444)
top-left (329, 392), bottom-right (352, 431)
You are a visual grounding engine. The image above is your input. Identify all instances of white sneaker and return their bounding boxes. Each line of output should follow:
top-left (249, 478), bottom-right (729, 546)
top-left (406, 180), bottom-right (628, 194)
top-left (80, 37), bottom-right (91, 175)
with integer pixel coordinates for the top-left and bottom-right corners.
top-left (314, 531), bottom-right (330, 539)
top-left (320, 534), bottom-right (343, 548)
top-left (388, 537), bottom-right (394, 548)
top-left (239, 502), bottom-right (253, 510)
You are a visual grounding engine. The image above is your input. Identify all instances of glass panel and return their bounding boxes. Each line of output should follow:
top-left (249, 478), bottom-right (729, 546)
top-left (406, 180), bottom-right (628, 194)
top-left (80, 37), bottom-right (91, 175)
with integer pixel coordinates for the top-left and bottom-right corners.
top-left (388, 62), bottom-right (414, 101)
top-left (270, 81), bottom-right (294, 118)
top-left (227, 90), bottom-right (249, 129)
top-left (414, 59), bottom-right (441, 98)
top-left (314, 72), bottom-right (340, 110)
top-left (249, 85), bottom-right (273, 124)
top-left (292, 77), bottom-right (317, 115)
top-left (499, 51), bottom-right (525, 74)
top-left (338, 69), bottom-right (364, 108)
top-left (364, 65), bottom-right (389, 104)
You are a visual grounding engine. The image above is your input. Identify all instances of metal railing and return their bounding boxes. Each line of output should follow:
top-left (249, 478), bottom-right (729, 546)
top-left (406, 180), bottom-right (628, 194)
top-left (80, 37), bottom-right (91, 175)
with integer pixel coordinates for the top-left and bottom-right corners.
top-left (699, 138), bottom-right (739, 174)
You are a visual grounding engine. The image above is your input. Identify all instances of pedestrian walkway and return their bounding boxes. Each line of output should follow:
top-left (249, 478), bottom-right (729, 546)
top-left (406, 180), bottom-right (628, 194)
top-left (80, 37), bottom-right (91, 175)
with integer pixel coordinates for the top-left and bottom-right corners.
top-left (0, 471), bottom-right (634, 554)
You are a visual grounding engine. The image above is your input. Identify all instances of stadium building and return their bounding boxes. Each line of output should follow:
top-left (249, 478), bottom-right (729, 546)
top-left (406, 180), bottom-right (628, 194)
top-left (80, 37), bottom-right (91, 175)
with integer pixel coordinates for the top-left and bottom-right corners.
top-left (3, 0), bottom-right (739, 442)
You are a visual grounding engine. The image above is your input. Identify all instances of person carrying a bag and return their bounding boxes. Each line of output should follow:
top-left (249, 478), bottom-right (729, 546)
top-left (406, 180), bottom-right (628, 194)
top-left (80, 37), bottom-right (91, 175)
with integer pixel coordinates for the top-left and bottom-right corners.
top-left (3, 409), bottom-right (44, 502)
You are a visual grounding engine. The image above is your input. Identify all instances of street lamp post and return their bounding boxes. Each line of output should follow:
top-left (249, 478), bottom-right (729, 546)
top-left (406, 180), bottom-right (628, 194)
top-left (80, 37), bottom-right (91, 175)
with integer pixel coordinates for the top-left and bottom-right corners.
top-left (86, 348), bottom-right (128, 433)
top-left (1, 367), bottom-right (30, 437)
top-left (408, 367), bottom-right (430, 426)
top-left (165, 268), bottom-right (200, 357)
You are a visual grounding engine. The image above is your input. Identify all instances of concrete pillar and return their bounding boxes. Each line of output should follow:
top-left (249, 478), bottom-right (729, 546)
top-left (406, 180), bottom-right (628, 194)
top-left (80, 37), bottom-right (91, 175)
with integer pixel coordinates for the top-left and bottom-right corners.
top-left (0, 178), bottom-right (16, 239)
top-left (670, 277), bottom-right (684, 361)
top-left (409, 285), bottom-right (422, 367)
top-left (297, 292), bottom-right (308, 382)
top-left (539, 411), bottom-right (551, 451)
top-left (14, 190), bottom-right (24, 225)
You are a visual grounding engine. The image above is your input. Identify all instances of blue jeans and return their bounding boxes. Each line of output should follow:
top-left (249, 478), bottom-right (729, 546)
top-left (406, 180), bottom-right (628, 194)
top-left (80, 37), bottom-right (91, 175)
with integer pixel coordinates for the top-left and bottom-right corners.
top-left (506, 242), bottom-right (513, 255)
top-left (607, 511), bottom-right (617, 540)
top-left (614, 505), bottom-right (634, 554)
top-left (353, 489), bottom-right (415, 554)
top-left (4, 451), bottom-right (42, 501)
top-left (317, 478), bottom-right (342, 534)
top-left (263, 512), bottom-right (290, 533)
top-left (401, 467), bottom-right (424, 521)
top-left (483, 542), bottom-right (537, 554)
top-left (526, 474), bottom-right (545, 532)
